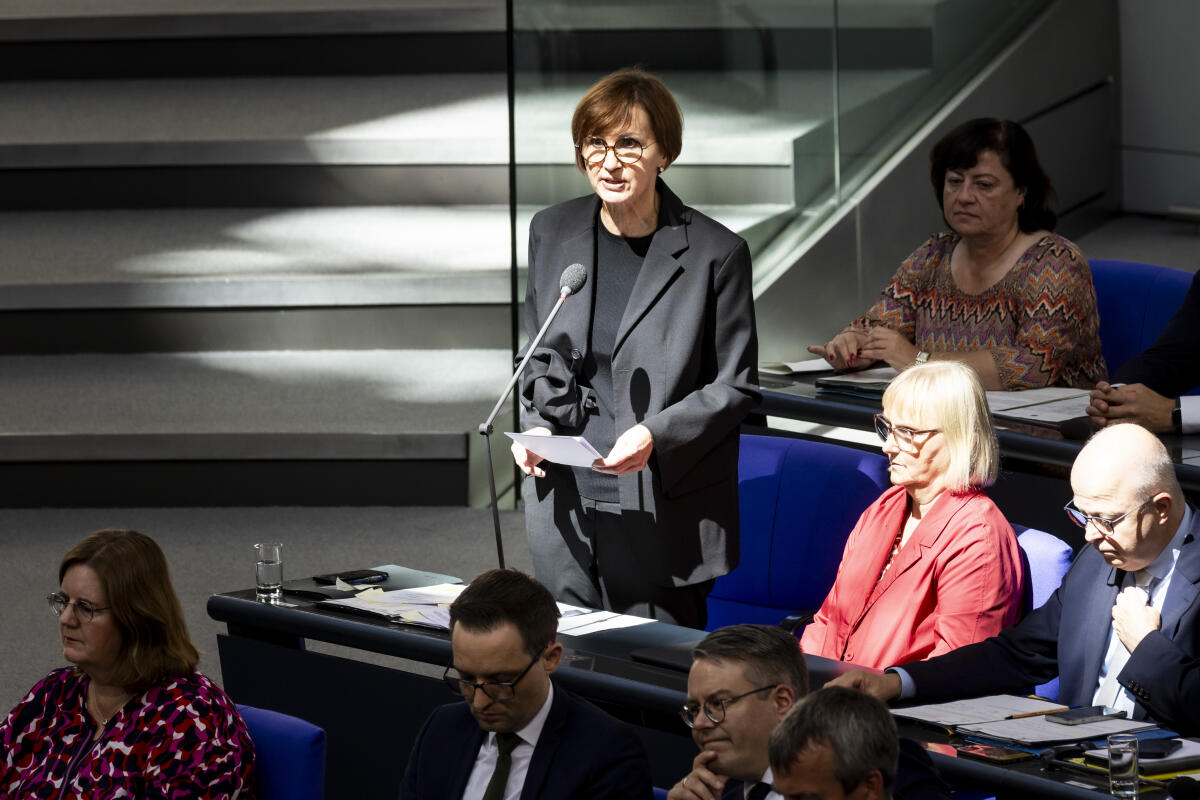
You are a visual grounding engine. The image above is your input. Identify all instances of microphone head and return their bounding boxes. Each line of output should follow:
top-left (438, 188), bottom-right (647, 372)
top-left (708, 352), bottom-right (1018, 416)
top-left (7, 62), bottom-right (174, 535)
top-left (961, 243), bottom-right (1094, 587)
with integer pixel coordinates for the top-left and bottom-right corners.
top-left (559, 263), bottom-right (587, 296)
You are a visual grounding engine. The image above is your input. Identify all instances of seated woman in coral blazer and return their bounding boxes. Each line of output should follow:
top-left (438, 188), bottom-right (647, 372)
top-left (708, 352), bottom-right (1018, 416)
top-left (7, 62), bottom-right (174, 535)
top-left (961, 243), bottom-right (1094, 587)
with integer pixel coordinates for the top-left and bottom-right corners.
top-left (800, 361), bottom-right (1025, 668)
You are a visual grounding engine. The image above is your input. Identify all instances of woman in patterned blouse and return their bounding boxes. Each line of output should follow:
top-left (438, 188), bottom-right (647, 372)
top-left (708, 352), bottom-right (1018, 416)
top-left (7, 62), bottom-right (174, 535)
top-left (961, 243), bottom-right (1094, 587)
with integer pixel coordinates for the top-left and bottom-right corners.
top-left (809, 118), bottom-right (1106, 390)
top-left (1, 529), bottom-right (256, 799)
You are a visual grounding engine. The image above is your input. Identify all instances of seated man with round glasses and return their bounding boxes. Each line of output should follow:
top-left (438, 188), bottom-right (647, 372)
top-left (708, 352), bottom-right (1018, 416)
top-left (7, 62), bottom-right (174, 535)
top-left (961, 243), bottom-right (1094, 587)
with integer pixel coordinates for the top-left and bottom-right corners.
top-left (830, 422), bottom-right (1200, 736)
top-left (800, 361), bottom-right (1025, 669)
top-left (400, 568), bottom-right (653, 799)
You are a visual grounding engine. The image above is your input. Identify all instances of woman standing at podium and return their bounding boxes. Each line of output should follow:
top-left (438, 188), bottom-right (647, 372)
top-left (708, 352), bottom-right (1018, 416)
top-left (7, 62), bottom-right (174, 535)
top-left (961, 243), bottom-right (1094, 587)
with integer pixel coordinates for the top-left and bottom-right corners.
top-left (0, 529), bottom-right (255, 798)
top-left (800, 362), bottom-right (1025, 668)
top-left (510, 68), bottom-right (759, 629)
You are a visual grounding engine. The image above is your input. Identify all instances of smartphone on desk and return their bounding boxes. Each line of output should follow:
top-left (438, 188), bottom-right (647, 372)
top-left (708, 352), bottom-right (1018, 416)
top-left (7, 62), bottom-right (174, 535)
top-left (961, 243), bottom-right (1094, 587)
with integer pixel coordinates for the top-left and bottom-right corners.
top-left (957, 744), bottom-right (1035, 763)
top-left (1046, 706), bottom-right (1127, 725)
top-left (312, 569), bottom-right (388, 586)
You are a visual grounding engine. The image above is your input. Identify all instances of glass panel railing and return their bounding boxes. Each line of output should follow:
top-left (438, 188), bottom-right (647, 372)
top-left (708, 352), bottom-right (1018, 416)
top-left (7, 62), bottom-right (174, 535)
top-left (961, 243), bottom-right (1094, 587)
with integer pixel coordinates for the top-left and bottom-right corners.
top-left (510, 0), bottom-right (837, 298)
top-left (508, 0), bottom-right (1052, 327)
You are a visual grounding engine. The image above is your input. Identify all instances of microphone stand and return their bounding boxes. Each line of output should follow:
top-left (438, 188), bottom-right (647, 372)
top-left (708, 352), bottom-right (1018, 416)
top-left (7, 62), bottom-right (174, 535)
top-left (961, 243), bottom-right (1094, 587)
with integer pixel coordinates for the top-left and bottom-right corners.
top-left (479, 287), bottom-right (575, 569)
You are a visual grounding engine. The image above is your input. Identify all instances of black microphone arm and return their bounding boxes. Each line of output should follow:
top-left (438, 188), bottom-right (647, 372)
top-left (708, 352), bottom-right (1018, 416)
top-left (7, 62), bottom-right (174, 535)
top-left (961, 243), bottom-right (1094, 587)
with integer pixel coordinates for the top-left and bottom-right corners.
top-left (479, 263), bottom-right (587, 569)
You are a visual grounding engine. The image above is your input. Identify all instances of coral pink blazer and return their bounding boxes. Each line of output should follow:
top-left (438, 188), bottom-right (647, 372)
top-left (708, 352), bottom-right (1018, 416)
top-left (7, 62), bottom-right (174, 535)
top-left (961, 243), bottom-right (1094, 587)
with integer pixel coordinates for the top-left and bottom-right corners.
top-left (800, 485), bottom-right (1024, 669)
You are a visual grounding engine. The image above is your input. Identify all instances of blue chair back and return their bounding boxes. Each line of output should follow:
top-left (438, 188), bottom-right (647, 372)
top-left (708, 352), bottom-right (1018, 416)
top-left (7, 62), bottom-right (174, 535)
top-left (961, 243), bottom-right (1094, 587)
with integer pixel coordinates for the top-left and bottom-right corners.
top-left (654, 788), bottom-right (670, 800)
top-left (1013, 526), bottom-right (1075, 701)
top-left (1089, 258), bottom-right (1195, 383)
top-left (707, 434), bottom-right (890, 630)
top-left (238, 703), bottom-right (327, 800)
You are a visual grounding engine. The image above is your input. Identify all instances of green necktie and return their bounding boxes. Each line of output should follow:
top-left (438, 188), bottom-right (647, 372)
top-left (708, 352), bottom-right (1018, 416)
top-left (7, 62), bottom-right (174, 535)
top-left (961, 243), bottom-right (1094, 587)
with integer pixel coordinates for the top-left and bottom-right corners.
top-left (482, 731), bottom-right (522, 800)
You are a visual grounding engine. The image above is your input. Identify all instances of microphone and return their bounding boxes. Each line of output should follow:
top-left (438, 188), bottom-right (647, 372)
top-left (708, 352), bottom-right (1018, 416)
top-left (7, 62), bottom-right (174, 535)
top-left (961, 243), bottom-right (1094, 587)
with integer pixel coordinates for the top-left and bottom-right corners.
top-left (478, 264), bottom-right (588, 568)
top-left (560, 263), bottom-right (586, 296)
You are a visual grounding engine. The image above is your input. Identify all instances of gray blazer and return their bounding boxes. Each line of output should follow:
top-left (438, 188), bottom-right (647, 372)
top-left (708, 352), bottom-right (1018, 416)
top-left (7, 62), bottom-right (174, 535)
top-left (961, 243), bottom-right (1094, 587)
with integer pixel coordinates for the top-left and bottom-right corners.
top-left (519, 179), bottom-right (759, 586)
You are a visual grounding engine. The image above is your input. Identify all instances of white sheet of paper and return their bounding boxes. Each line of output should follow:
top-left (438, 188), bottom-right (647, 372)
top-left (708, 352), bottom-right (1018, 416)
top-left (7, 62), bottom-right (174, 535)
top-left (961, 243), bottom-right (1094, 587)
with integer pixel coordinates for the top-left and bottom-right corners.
top-left (957, 715), bottom-right (1155, 745)
top-left (818, 366), bottom-right (899, 385)
top-left (556, 610), bottom-right (654, 636)
top-left (759, 359), bottom-right (835, 376)
top-left (505, 433), bottom-right (604, 467)
top-left (893, 695), bottom-right (1066, 727)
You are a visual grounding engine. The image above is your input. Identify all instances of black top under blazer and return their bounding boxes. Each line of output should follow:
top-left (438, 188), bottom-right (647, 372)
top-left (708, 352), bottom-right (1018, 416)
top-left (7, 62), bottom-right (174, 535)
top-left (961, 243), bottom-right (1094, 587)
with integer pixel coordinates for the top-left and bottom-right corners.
top-left (518, 179), bottom-right (760, 587)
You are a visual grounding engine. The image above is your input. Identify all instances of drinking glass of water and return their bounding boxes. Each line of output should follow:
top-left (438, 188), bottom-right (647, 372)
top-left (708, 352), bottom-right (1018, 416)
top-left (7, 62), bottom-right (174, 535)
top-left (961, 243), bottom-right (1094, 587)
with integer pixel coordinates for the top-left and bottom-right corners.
top-left (1108, 733), bottom-right (1139, 799)
top-left (254, 542), bottom-right (283, 601)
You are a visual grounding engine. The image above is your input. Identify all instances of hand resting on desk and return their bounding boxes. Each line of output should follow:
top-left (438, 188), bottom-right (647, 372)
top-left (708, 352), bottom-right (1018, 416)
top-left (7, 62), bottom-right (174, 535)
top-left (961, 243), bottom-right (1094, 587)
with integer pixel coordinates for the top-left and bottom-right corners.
top-left (1086, 381), bottom-right (1175, 433)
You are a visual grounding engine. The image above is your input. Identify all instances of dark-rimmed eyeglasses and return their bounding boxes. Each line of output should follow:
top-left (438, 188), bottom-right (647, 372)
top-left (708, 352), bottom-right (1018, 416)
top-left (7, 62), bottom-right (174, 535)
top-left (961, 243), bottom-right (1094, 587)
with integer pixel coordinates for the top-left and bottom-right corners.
top-left (1064, 498), bottom-right (1154, 536)
top-left (47, 592), bottom-right (110, 623)
top-left (577, 136), bottom-right (655, 166)
top-left (873, 414), bottom-right (939, 454)
top-left (679, 685), bottom-right (777, 728)
top-left (443, 655), bottom-right (539, 702)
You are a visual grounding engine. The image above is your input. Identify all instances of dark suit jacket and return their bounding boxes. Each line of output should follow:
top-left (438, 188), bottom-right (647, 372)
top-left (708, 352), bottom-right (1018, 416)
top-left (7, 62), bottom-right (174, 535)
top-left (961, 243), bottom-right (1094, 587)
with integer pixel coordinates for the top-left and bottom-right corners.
top-left (398, 685), bottom-right (653, 799)
top-left (518, 179), bottom-right (760, 586)
top-left (1116, 269), bottom-right (1200, 396)
top-left (903, 509), bottom-right (1200, 734)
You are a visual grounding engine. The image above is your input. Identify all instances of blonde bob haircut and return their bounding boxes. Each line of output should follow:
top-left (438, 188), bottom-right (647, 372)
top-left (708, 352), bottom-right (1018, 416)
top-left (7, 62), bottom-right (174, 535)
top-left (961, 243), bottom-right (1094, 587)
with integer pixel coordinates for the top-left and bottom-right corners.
top-left (881, 361), bottom-right (998, 492)
top-left (59, 529), bottom-right (199, 691)
top-left (570, 67), bottom-right (683, 172)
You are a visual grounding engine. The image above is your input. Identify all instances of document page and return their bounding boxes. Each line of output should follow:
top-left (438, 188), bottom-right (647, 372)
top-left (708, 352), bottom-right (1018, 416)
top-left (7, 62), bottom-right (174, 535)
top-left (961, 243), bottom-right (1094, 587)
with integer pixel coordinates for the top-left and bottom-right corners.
top-left (759, 358), bottom-right (834, 376)
top-left (893, 695), bottom-right (1066, 727)
top-left (986, 388), bottom-right (1091, 423)
top-left (505, 433), bottom-right (604, 468)
top-left (958, 715), bottom-right (1156, 746)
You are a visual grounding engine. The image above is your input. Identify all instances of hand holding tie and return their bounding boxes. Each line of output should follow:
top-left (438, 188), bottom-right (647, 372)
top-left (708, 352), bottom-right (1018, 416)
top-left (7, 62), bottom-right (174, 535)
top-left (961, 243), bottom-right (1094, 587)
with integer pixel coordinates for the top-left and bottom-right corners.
top-left (1112, 584), bottom-right (1161, 652)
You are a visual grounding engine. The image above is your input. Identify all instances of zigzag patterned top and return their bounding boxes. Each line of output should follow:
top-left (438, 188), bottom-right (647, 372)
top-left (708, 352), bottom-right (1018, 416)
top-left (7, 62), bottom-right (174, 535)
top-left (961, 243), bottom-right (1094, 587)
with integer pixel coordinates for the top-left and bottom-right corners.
top-left (849, 232), bottom-right (1107, 389)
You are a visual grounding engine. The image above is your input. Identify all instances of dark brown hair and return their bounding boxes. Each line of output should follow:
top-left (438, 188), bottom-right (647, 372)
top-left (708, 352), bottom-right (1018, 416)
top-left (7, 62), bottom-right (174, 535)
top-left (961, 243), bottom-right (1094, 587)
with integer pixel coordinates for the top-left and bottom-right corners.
top-left (693, 624), bottom-right (809, 696)
top-left (59, 529), bottom-right (198, 691)
top-left (929, 117), bottom-right (1057, 232)
top-left (570, 67), bottom-right (683, 172)
top-left (449, 569), bottom-right (560, 659)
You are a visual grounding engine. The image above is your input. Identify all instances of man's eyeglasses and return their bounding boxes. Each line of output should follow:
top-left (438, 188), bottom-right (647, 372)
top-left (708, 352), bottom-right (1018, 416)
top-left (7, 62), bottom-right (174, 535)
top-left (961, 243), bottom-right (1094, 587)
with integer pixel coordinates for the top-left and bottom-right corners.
top-left (443, 655), bottom-right (539, 702)
top-left (679, 685), bottom-right (777, 728)
top-left (47, 593), bottom-right (110, 623)
top-left (873, 414), bottom-right (939, 454)
top-left (577, 136), bottom-right (654, 167)
top-left (1064, 498), bottom-right (1154, 535)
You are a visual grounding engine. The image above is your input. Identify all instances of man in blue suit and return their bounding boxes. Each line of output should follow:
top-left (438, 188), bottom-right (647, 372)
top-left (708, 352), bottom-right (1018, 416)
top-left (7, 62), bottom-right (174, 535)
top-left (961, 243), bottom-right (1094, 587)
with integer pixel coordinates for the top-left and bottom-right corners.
top-left (399, 569), bottom-right (653, 799)
top-left (830, 423), bottom-right (1200, 734)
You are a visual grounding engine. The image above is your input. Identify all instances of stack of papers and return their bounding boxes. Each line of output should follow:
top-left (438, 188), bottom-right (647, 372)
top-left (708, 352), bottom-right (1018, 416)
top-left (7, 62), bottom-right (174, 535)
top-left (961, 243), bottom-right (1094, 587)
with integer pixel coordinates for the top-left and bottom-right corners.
top-left (894, 695), bottom-right (1157, 745)
top-left (318, 583), bottom-right (653, 636)
top-left (759, 359), bottom-right (834, 376)
top-left (986, 388), bottom-right (1091, 425)
top-left (815, 367), bottom-right (899, 399)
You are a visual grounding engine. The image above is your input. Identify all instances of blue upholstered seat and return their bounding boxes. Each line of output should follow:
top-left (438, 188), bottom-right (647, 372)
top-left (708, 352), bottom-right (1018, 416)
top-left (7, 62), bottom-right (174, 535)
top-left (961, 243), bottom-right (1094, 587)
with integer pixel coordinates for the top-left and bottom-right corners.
top-left (237, 703), bottom-right (327, 800)
top-left (1089, 258), bottom-right (1195, 390)
top-left (707, 434), bottom-right (891, 630)
top-left (1013, 525), bottom-right (1075, 701)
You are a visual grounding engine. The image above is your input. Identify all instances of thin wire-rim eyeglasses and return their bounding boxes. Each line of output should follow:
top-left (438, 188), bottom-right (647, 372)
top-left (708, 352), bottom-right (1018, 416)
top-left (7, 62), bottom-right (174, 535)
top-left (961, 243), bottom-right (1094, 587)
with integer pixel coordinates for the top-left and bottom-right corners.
top-left (1063, 497), bottom-right (1154, 535)
top-left (576, 136), bottom-right (655, 167)
top-left (443, 654), bottom-right (540, 702)
top-left (679, 684), bottom-right (777, 728)
top-left (873, 414), bottom-right (939, 453)
top-left (47, 592), bottom-right (110, 623)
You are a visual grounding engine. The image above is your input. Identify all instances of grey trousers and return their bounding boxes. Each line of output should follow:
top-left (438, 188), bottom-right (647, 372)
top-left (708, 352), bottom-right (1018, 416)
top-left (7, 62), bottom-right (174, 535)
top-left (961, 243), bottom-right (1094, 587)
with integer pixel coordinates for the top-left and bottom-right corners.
top-left (522, 470), bottom-right (713, 629)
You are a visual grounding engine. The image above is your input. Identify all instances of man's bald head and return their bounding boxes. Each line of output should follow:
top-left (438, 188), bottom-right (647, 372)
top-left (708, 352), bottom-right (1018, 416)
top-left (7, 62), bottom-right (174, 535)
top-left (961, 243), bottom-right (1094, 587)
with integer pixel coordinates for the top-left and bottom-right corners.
top-left (1071, 423), bottom-right (1183, 571)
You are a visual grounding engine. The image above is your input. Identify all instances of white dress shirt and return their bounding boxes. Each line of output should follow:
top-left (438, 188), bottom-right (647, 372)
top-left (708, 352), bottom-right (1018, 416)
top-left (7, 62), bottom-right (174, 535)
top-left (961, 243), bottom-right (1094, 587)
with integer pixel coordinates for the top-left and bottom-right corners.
top-left (1182, 396), bottom-right (1199, 434)
top-left (745, 767), bottom-right (783, 800)
top-left (462, 683), bottom-right (555, 800)
top-left (1093, 505), bottom-right (1192, 713)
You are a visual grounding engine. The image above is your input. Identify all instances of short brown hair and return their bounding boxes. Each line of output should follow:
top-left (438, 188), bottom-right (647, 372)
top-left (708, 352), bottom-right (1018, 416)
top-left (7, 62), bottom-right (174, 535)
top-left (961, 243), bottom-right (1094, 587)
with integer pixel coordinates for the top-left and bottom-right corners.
top-left (570, 67), bottom-right (683, 171)
top-left (59, 529), bottom-right (198, 691)
top-left (692, 624), bottom-right (809, 696)
top-left (449, 569), bottom-right (560, 660)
